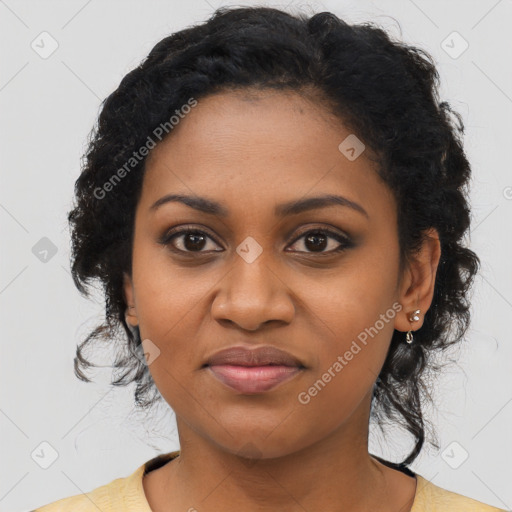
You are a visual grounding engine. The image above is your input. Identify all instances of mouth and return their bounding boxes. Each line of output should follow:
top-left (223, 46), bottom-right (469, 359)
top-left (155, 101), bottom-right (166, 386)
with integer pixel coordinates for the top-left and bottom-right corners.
top-left (206, 364), bottom-right (303, 393)
top-left (203, 345), bottom-right (305, 394)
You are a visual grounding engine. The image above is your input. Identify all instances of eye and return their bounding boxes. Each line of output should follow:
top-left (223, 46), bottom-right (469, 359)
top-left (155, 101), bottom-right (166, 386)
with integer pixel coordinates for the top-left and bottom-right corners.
top-left (286, 228), bottom-right (353, 254)
top-left (159, 226), bottom-right (223, 254)
top-left (159, 225), bottom-right (354, 256)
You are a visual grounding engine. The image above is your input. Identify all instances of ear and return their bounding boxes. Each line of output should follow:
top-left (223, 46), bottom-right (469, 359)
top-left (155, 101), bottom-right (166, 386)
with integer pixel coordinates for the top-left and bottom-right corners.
top-left (123, 272), bottom-right (139, 327)
top-left (394, 228), bottom-right (441, 333)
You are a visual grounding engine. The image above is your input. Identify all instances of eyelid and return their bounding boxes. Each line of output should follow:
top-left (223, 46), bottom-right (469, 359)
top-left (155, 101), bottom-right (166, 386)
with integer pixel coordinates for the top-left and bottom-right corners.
top-left (286, 226), bottom-right (353, 253)
top-left (158, 224), bottom-right (223, 248)
top-left (289, 225), bottom-right (351, 244)
top-left (159, 223), bottom-right (354, 255)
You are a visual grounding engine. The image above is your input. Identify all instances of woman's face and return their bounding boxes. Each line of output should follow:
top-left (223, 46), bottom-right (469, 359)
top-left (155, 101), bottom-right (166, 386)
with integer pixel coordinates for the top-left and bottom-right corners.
top-left (124, 89), bottom-right (415, 459)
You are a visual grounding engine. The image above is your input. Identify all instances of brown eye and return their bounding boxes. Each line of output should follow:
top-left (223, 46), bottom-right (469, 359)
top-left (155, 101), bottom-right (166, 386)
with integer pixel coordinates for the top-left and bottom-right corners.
top-left (159, 228), bottom-right (223, 253)
top-left (287, 229), bottom-right (353, 254)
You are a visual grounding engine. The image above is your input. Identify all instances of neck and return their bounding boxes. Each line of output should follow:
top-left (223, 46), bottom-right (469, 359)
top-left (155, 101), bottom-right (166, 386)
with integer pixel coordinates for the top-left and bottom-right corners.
top-left (158, 394), bottom-right (411, 512)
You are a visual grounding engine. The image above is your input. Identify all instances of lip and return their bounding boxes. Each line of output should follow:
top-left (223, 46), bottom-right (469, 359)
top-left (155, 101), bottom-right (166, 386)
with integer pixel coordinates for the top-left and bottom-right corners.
top-left (207, 364), bottom-right (302, 393)
top-left (205, 345), bottom-right (304, 367)
top-left (203, 345), bottom-right (305, 394)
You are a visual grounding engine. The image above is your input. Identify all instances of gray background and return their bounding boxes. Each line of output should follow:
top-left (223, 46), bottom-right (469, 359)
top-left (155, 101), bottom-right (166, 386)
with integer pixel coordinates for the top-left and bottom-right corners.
top-left (1, 0), bottom-right (511, 510)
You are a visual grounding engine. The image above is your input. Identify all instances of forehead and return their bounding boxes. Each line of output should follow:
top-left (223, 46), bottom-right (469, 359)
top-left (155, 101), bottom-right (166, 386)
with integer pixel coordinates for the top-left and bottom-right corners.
top-left (140, 89), bottom-right (394, 219)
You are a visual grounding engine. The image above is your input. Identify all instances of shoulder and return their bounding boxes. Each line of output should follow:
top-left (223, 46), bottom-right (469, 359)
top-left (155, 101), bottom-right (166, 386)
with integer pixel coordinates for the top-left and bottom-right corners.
top-left (30, 451), bottom-right (180, 512)
top-left (31, 475), bottom-right (133, 511)
top-left (31, 465), bottom-right (146, 511)
top-left (412, 474), bottom-right (509, 512)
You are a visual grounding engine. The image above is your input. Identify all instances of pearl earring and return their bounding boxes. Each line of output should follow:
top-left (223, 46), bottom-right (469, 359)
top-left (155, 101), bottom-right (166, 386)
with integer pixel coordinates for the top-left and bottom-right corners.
top-left (406, 309), bottom-right (421, 344)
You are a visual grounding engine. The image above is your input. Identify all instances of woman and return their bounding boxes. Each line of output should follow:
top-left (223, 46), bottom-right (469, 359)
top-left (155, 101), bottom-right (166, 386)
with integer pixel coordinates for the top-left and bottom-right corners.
top-left (32, 5), bottom-right (507, 512)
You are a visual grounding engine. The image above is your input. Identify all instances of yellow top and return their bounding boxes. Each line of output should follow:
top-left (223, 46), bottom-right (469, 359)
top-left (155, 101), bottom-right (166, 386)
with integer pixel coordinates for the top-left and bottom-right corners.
top-left (32, 450), bottom-right (508, 512)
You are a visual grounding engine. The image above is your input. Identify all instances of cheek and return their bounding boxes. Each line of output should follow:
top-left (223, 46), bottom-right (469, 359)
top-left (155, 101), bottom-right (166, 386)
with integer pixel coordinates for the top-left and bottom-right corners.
top-left (130, 241), bottom-right (206, 375)
top-left (291, 299), bottom-right (396, 444)
top-left (298, 241), bottom-right (400, 409)
top-left (304, 240), bottom-right (399, 347)
top-left (132, 234), bottom-right (203, 332)
top-left (299, 295), bottom-right (395, 412)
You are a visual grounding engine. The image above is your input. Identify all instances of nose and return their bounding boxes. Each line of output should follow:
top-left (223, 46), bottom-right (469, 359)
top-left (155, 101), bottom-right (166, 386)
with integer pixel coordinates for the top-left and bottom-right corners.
top-left (210, 251), bottom-right (295, 331)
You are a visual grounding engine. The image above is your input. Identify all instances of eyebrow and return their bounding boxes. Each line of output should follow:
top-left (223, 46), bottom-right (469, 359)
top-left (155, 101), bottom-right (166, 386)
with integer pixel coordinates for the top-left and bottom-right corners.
top-left (149, 193), bottom-right (369, 219)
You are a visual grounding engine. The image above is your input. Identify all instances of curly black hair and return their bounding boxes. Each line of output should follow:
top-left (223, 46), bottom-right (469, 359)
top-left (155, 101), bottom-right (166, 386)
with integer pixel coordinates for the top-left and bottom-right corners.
top-left (68, 6), bottom-right (480, 466)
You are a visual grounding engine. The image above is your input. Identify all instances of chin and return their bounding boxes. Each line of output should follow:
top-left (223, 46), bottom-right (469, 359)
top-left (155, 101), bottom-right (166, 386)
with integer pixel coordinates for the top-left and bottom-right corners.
top-left (204, 424), bottom-right (316, 462)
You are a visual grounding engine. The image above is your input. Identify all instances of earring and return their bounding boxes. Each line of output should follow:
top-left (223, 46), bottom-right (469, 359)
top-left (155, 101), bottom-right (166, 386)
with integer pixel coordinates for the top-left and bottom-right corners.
top-left (406, 309), bottom-right (421, 344)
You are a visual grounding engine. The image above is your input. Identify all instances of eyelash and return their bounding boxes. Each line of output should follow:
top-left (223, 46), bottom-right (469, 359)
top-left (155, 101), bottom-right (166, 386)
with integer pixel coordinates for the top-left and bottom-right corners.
top-left (158, 225), bottom-right (354, 256)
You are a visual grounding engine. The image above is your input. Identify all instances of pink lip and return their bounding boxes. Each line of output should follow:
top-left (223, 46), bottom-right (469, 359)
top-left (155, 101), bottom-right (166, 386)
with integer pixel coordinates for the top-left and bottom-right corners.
top-left (207, 364), bottom-right (302, 393)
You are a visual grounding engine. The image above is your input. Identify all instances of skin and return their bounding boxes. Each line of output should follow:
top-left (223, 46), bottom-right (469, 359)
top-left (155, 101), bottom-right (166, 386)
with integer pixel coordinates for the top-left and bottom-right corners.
top-left (123, 88), bottom-right (441, 512)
